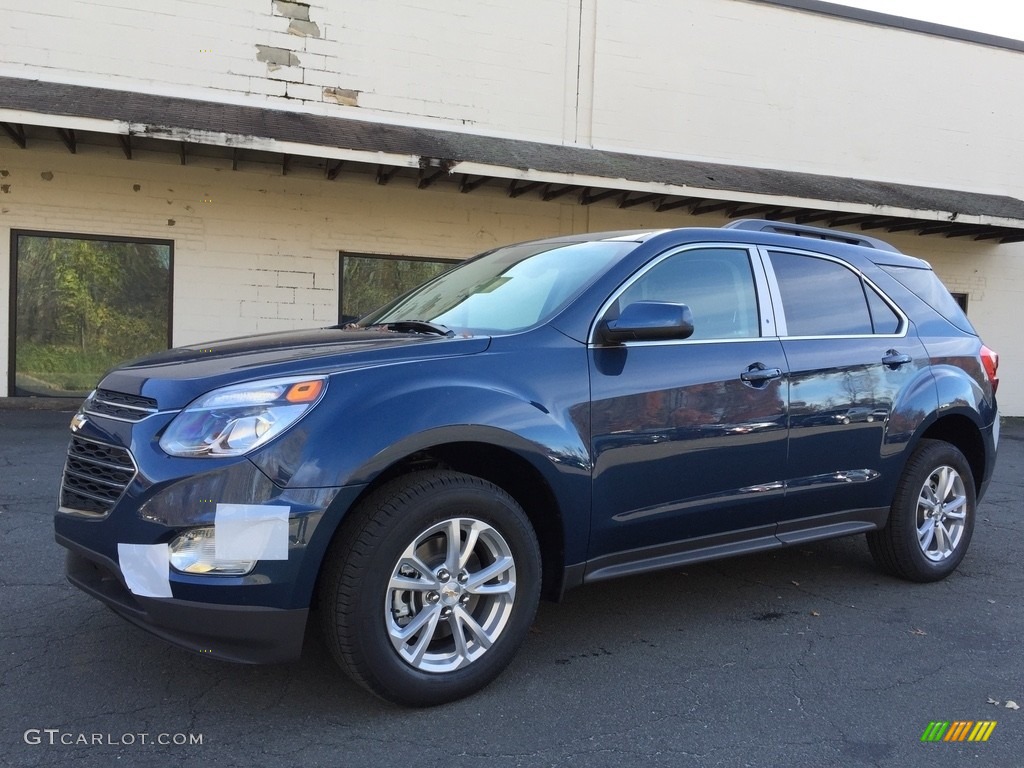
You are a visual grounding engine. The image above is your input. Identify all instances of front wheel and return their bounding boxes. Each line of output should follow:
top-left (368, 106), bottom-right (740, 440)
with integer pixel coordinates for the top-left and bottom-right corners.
top-left (867, 439), bottom-right (976, 582)
top-left (319, 471), bottom-right (541, 706)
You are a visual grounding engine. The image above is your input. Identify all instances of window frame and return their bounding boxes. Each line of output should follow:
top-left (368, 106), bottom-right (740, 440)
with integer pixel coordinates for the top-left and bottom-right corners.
top-left (589, 243), bottom-right (773, 346)
top-left (8, 229), bottom-right (174, 397)
top-left (338, 251), bottom-right (460, 325)
top-left (758, 246), bottom-right (908, 340)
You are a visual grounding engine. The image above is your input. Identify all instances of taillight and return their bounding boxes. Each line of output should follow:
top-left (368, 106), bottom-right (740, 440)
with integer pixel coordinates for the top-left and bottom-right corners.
top-left (981, 345), bottom-right (999, 394)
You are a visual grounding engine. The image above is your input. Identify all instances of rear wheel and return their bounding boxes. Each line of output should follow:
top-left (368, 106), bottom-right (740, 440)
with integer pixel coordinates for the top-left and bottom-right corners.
top-left (867, 439), bottom-right (976, 582)
top-left (319, 470), bottom-right (541, 706)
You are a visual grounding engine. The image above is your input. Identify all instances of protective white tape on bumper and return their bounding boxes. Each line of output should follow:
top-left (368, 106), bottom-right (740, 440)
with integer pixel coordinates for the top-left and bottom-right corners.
top-left (214, 504), bottom-right (289, 561)
top-left (117, 543), bottom-right (173, 598)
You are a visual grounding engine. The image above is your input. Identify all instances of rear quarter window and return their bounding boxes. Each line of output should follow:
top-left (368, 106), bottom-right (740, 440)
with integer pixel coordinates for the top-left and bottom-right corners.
top-left (879, 265), bottom-right (976, 335)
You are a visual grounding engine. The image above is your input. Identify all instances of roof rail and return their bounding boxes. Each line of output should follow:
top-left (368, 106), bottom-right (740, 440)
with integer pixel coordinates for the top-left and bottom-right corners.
top-left (723, 219), bottom-right (902, 253)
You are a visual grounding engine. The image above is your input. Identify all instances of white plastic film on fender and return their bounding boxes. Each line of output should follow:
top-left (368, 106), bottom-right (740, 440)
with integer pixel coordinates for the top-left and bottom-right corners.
top-left (117, 543), bottom-right (173, 598)
top-left (214, 503), bottom-right (289, 561)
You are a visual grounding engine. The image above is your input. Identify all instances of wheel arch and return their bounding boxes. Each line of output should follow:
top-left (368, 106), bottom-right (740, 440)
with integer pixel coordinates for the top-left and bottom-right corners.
top-left (918, 413), bottom-right (987, 495)
top-left (318, 436), bottom-right (574, 603)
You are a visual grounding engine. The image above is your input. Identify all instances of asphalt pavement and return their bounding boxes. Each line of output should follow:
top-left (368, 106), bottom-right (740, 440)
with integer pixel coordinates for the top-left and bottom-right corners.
top-left (1, 408), bottom-right (1022, 768)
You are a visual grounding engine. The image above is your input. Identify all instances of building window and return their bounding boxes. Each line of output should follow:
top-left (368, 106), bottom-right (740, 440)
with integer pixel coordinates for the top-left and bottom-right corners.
top-left (951, 292), bottom-right (969, 313)
top-left (9, 231), bottom-right (173, 397)
top-left (339, 252), bottom-right (458, 324)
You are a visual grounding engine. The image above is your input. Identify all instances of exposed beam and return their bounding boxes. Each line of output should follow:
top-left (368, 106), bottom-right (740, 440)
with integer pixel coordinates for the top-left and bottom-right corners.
top-left (763, 208), bottom-right (804, 220)
top-left (618, 193), bottom-right (662, 209)
top-left (856, 217), bottom-right (903, 231)
top-left (458, 174), bottom-right (488, 193)
top-left (828, 213), bottom-right (877, 227)
top-left (118, 134), bottom-right (132, 160)
top-left (885, 220), bottom-right (928, 233)
top-left (794, 211), bottom-right (834, 225)
top-left (282, 153), bottom-right (290, 176)
top-left (973, 229), bottom-right (1017, 241)
top-left (655, 197), bottom-right (697, 212)
top-left (417, 167), bottom-right (445, 189)
top-left (999, 233), bottom-right (1024, 243)
top-left (941, 226), bottom-right (990, 239)
top-left (727, 203), bottom-right (777, 219)
top-left (325, 159), bottom-right (343, 180)
top-left (580, 188), bottom-right (619, 206)
top-left (376, 165), bottom-right (395, 185)
top-left (1, 122), bottom-right (26, 148)
top-left (690, 200), bottom-right (731, 216)
top-left (56, 127), bottom-right (77, 154)
top-left (542, 184), bottom-right (576, 202)
top-left (916, 222), bottom-right (975, 236)
top-left (179, 142), bottom-right (187, 166)
top-left (231, 147), bottom-right (239, 171)
top-left (508, 180), bottom-right (542, 198)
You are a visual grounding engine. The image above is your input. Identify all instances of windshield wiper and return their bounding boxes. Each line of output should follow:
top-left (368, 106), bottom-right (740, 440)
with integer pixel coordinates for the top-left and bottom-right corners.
top-left (377, 320), bottom-right (455, 337)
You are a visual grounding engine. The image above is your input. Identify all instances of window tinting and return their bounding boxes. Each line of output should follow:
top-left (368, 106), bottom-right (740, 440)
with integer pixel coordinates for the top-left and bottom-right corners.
top-left (769, 251), bottom-right (872, 336)
top-left (617, 248), bottom-right (759, 340)
top-left (864, 285), bottom-right (901, 334)
top-left (362, 240), bottom-right (637, 333)
top-left (881, 265), bottom-right (976, 335)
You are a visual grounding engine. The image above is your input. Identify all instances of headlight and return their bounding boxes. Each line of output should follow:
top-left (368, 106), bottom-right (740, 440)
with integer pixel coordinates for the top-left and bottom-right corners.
top-left (159, 376), bottom-right (327, 458)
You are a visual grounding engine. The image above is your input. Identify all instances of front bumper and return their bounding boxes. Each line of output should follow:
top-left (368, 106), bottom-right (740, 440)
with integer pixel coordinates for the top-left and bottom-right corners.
top-left (61, 535), bottom-right (308, 663)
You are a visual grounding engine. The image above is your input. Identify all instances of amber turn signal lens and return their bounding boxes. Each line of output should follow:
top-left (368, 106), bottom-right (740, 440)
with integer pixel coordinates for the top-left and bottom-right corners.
top-left (286, 380), bottom-right (324, 403)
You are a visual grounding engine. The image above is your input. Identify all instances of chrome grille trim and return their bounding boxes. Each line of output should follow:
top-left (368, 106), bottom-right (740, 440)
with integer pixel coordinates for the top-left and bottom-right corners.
top-left (59, 435), bottom-right (138, 518)
top-left (84, 389), bottom-right (160, 423)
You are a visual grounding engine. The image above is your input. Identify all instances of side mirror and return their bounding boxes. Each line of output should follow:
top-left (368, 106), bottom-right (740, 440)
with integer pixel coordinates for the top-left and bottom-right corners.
top-left (600, 301), bottom-right (695, 343)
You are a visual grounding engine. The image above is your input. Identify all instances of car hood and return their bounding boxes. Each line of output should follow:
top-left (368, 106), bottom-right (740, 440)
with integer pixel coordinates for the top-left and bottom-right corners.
top-left (97, 327), bottom-right (490, 409)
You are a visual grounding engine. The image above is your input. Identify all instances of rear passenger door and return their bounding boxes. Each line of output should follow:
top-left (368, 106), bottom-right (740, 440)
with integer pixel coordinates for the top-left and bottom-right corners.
top-left (762, 248), bottom-right (930, 538)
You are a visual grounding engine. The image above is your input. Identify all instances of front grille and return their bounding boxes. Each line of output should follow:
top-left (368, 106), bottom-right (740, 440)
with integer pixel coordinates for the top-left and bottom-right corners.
top-left (85, 389), bottom-right (159, 422)
top-left (60, 436), bottom-right (137, 517)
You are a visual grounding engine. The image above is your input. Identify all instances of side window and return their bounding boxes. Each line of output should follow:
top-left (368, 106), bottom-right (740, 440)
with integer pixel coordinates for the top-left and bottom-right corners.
top-left (769, 251), bottom-right (875, 336)
top-left (617, 248), bottom-right (759, 340)
top-left (864, 286), bottom-right (901, 334)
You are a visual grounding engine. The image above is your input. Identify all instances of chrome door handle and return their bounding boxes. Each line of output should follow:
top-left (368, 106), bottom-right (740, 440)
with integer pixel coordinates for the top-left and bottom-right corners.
top-left (740, 363), bottom-right (783, 384)
top-left (882, 350), bottom-right (912, 368)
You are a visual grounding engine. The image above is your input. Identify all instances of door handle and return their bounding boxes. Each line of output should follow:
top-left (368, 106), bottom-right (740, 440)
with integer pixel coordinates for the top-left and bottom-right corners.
top-left (882, 349), bottom-right (912, 368)
top-left (740, 363), bottom-right (783, 385)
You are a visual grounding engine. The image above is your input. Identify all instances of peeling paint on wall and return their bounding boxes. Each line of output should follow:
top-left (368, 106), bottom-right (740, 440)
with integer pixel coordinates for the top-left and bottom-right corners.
top-left (287, 19), bottom-right (320, 37)
top-left (273, 0), bottom-right (309, 21)
top-left (256, 44), bottom-right (301, 69)
top-left (323, 87), bottom-right (359, 107)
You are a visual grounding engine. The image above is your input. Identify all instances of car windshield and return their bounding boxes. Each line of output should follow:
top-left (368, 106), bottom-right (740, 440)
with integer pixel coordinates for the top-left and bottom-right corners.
top-left (359, 239), bottom-right (639, 334)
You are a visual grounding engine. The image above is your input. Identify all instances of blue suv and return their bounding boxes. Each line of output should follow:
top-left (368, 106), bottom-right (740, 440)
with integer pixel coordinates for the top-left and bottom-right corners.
top-left (55, 221), bottom-right (1000, 705)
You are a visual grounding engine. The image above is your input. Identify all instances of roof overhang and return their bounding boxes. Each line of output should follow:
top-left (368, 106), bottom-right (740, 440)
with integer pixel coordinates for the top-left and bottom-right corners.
top-left (2, 76), bottom-right (1023, 243)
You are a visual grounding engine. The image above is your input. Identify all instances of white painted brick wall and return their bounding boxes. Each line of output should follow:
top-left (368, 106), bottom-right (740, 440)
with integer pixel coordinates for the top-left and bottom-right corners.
top-left (2, 142), bottom-right (1022, 412)
top-left (0, 141), bottom-right (574, 397)
top-left (2, 0), bottom-right (1022, 198)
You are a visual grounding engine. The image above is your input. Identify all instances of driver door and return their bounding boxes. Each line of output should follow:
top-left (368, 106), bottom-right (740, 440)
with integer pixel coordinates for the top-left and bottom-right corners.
top-left (586, 244), bottom-right (789, 577)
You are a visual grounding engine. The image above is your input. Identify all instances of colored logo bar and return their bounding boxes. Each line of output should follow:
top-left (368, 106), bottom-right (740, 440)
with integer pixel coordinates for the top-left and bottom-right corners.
top-left (921, 721), bottom-right (997, 742)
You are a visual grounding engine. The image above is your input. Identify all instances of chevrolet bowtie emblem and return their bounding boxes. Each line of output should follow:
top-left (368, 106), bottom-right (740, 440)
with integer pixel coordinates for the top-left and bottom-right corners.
top-left (70, 413), bottom-right (88, 432)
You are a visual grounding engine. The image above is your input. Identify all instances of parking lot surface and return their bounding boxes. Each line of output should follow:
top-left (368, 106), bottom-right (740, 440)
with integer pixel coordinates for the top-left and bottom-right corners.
top-left (1, 408), bottom-right (1021, 767)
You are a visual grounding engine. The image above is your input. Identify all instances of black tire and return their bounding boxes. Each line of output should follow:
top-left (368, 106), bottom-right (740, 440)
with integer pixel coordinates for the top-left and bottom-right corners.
top-left (867, 439), bottom-right (976, 582)
top-left (318, 470), bottom-right (541, 706)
